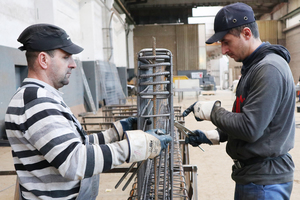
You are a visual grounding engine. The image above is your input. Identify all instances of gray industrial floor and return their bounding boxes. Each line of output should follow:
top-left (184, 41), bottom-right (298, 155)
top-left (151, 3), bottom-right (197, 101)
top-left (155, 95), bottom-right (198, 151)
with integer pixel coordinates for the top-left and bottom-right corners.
top-left (1, 90), bottom-right (300, 199)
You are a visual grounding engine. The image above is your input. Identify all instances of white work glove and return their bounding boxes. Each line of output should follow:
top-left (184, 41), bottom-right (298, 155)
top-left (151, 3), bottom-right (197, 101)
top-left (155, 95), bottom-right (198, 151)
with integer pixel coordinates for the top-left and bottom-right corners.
top-left (185, 129), bottom-right (220, 146)
top-left (124, 129), bottom-right (172, 163)
top-left (103, 117), bottom-right (137, 143)
top-left (182, 101), bottom-right (221, 121)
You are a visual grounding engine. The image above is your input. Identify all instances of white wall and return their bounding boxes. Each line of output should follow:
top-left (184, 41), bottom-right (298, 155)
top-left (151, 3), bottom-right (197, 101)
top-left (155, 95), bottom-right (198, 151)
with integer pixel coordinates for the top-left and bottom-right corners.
top-left (189, 6), bottom-right (222, 41)
top-left (174, 79), bottom-right (200, 96)
top-left (198, 24), bottom-right (206, 70)
top-left (80, 0), bottom-right (104, 61)
top-left (208, 55), bottom-right (229, 89)
top-left (219, 55), bottom-right (229, 89)
top-left (111, 13), bottom-right (127, 66)
top-left (0, 0), bottom-right (130, 67)
top-left (0, 0), bottom-right (36, 49)
top-left (209, 59), bottom-right (220, 86)
top-left (289, 0), bottom-right (300, 12)
top-left (127, 25), bottom-right (135, 69)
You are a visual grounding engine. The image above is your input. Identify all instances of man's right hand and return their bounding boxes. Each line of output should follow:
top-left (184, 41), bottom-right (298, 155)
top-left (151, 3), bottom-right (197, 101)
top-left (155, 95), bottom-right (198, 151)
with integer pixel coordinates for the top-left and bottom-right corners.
top-left (145, 129), bottom-right (172, 150)
top-left (125, 129), bottom-right (172, 163)
top-left (185, 130), bottom-right (220, 146)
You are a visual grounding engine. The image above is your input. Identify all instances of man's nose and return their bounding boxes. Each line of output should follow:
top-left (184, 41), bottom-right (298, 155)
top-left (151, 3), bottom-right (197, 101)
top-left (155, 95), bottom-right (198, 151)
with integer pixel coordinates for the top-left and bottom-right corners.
top-left (69, 57), bottom-right (77, 69)
top-left (221, 45), bottom-right (228, 55)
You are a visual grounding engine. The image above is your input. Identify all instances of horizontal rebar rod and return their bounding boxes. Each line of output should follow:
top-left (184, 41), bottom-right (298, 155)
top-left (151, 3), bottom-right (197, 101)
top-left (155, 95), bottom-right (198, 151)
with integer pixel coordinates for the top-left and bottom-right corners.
top-left (139, 91), bottom-right (170, 95)
top-left (139, 55), bottom-right (170, 60)
top-left (139, 72), bottom-right (170, 78)
top-left (139, 62), bottom-right (171, 69)
top-left (139, 81), bottom-right (170, 86)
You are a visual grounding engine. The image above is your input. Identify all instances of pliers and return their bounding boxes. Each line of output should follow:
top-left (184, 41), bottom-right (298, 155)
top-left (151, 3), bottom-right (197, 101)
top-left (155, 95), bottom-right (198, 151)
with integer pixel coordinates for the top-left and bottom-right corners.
top-left (174, 120), bottom-right (205, 152)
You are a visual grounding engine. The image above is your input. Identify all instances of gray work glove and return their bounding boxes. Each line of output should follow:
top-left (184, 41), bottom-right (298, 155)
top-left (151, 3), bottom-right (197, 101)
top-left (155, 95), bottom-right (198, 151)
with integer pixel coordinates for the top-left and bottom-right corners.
top-left (185, 130), bottom-right (220, 146)
top-left (182, 101), bottom-right (221, 121)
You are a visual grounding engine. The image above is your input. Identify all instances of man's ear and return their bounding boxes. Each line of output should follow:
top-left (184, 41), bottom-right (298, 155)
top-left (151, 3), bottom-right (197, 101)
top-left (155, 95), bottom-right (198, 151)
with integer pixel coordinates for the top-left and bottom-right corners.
top-left (37, 52), bottom-right (49, 69)
top-left (241, 27), bottom-right (252, 40)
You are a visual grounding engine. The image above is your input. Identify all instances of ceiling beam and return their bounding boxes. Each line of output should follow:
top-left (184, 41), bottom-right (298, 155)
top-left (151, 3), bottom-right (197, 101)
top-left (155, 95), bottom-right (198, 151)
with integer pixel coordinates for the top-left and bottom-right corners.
top-left (124, 0), bottom-right (288, 8)
top-left (119, 0), bottom-right (286, 25)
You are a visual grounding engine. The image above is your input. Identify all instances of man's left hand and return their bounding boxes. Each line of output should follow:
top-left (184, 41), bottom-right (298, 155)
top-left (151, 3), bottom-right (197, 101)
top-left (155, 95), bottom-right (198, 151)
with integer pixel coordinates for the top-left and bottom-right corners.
top-left (182, 101), bottom-right (221, 121)
top-left (119, 117), bottom-right (137, 131)
top-left (114, 117), bottom-right (137, 140)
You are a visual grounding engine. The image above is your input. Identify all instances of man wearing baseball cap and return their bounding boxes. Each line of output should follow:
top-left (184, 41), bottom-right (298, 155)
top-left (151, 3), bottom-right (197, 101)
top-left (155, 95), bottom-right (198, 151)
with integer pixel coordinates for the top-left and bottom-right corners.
top-left (5, 23), bottom-right (172, 200)
top-left (183, 3), bottom-right (295, 199)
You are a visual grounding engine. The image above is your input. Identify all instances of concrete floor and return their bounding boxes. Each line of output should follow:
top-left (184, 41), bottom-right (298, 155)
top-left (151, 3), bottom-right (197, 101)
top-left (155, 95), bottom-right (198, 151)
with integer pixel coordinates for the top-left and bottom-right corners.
top-left (1, 90), bottom-right (300, 199)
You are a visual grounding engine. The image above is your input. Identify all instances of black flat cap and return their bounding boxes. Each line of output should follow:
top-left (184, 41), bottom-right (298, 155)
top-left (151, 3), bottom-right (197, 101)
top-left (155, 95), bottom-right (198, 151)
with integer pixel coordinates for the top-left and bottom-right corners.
top-left (17, 23), bottom-right (83, 54)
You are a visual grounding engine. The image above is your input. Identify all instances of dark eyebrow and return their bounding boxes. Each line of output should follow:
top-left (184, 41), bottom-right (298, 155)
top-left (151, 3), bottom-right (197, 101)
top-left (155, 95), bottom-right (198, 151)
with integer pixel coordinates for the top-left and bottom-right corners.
top-left (220, 38), bottom-right (229, 43)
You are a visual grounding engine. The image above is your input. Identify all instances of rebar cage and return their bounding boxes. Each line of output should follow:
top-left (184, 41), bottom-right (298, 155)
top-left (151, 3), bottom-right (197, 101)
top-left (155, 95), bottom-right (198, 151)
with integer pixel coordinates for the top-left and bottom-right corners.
top-left (128, 48), bottom-right (189, 200)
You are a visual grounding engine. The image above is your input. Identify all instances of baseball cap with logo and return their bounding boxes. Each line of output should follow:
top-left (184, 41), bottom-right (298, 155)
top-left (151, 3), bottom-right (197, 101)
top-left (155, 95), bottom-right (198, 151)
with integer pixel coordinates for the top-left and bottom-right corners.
top-left (17, 23), bottom-right (83, 54)
top-left (206, 2), bottom-right (256, 44)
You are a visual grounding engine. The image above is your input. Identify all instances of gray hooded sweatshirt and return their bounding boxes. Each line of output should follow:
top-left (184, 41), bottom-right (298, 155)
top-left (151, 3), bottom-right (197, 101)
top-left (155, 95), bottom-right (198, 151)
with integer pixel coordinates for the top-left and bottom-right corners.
top-left (211, 42), bottom-right (295, 185)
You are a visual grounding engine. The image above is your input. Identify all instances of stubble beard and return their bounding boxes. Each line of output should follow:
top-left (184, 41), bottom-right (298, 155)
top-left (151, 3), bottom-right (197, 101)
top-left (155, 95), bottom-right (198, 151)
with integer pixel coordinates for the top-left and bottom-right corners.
top-left (61, 73), bottom-right (71, 86)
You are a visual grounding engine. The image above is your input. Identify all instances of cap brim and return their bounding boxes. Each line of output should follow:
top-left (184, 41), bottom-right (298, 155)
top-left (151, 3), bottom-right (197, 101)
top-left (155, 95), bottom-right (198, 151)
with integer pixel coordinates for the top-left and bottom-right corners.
top-left (206, 30), bottom-right (229, 44)
top-left (61, 43), bottom-right (84, 54)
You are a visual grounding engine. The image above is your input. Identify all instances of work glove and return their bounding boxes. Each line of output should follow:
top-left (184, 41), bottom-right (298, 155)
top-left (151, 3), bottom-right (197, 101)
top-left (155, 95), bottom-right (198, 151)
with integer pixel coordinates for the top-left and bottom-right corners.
top-left (113, 117), bottom-right (137, 140)
top-left (182, 101), bottom-right (221, 121)
top-left (124, 129), bottom-right (172, 163)
top-left (145, 129), bottom-right (172, 150)
top-left (119, 117), bottom-right (137, 132)
top-left (102, 117), bottom-right (137, 143)
top-left (185, 130), bottom-right (220, 146)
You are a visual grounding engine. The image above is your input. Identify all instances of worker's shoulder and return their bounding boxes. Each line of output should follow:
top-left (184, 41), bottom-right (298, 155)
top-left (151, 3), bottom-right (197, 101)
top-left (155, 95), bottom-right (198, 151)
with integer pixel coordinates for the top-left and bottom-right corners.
top-left (254, 53), bottom-right (290, 74)
top-left (20, 86), bottom-right (58, 105)
top-left (256, 54), bottom-right (293, 83)
top-left (262, 53), bottom-right (289, 68)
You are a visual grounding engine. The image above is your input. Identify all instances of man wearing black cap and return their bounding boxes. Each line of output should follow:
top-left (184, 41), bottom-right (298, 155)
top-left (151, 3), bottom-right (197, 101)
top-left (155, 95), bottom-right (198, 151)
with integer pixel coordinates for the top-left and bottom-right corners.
top-left (5, 23), bottom-right (172, 200)
top-left (183, 3), bottom-right (295, 199)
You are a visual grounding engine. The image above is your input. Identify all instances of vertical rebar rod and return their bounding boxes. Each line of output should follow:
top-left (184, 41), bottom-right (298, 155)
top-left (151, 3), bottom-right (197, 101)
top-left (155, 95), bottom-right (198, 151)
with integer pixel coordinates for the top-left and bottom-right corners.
top-left (152, 37), bottom-right (159, 200)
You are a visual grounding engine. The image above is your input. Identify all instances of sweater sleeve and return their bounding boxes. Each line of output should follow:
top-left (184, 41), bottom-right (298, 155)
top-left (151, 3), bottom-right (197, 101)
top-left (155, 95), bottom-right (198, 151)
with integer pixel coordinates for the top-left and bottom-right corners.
top-left (19, 97), bottom-right (128, 180)
top-left (88, 124), bottom-right (124, 145)
top-left (216, 128), bottom-right (228, 142)
top-left (211, 64), bottom-right (285, 143)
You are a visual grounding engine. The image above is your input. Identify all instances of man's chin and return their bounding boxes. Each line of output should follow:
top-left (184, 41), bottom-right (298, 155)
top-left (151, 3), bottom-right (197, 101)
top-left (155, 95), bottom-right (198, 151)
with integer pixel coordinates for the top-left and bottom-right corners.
top-left (61, 80), bottom-right (70, 86)
top-left (231, 56), bottom-right (242, 62)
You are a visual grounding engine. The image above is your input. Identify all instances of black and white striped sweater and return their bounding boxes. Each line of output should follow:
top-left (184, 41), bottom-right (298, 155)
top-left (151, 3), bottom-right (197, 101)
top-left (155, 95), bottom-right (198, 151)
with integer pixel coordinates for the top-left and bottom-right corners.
top-left (5, 78), bottom-right (129, 199)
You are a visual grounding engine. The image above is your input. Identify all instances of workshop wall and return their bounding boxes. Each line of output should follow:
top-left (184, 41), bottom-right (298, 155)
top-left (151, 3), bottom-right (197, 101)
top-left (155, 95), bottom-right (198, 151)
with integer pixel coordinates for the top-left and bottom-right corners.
top-left (0, 0), bottom-right (130, 69)
top-left (133, 24), bottom-right (206, 75)
top-left (257, 20), bottom-right (278, 45)
top-left (284, 0), bottom-right (300, 83)
top-left (259, 0), bottom-right (300, 83)
top-left (0, 46), bottom-right (27, 139)
top-left (286, 27), bottom-right (300, 83)
top-left (133, 25), bottom-right (177, 74)
top-left (0, 0), bottom-right (131, 139)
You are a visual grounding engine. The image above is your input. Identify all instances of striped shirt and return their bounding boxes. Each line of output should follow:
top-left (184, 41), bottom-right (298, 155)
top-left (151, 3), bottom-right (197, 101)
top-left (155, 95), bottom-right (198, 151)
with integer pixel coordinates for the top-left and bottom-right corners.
top-left (5, 78), bottom-right (128, 199)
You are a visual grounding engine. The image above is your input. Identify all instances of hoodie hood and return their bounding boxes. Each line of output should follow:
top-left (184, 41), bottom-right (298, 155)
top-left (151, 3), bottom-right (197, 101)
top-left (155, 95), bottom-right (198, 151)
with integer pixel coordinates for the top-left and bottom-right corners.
top-left (241, 42), bottom-right (291, 75)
